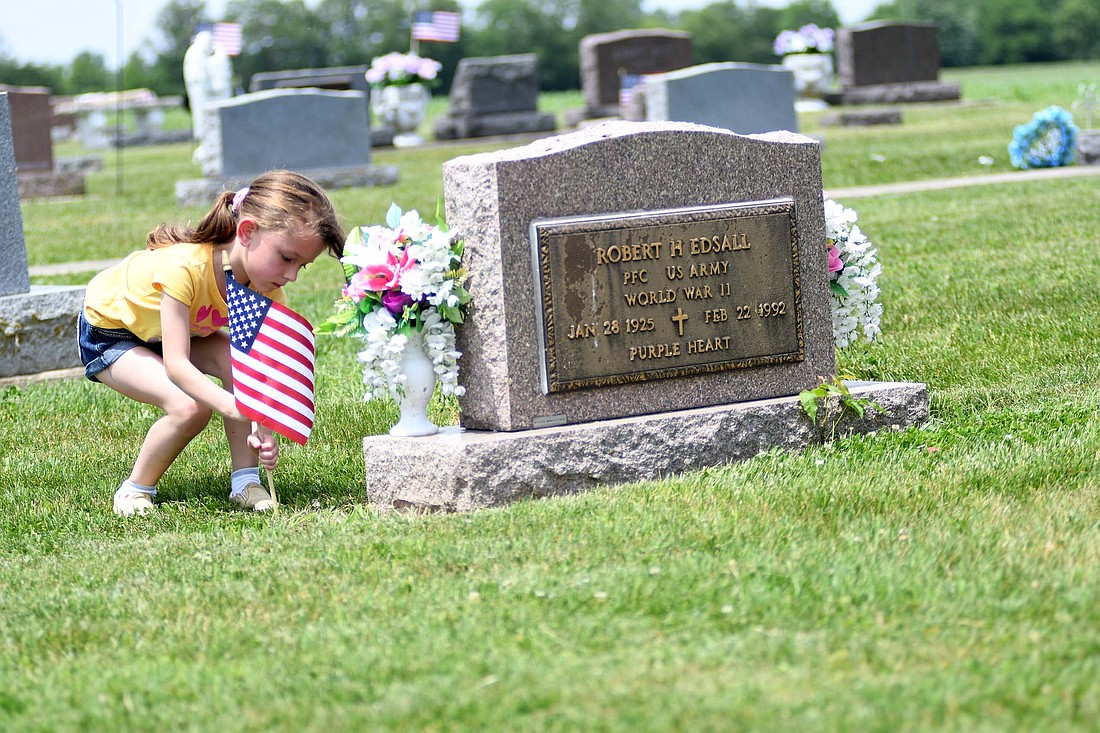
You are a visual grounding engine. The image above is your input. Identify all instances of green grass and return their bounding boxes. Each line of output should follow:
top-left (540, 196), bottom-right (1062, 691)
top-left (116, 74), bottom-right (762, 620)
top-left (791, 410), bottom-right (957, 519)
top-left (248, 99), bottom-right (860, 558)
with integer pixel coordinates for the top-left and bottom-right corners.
top-left (4, 62), bottom-right (1100, 731)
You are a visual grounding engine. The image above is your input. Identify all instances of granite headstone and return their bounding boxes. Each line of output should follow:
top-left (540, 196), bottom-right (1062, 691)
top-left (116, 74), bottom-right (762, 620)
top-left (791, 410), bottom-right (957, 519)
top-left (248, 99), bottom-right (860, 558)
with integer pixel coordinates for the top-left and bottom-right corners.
top-left (636, 62), bottom-right (798, 135)
top-left (174, 88), bottom-right (397, 206)
top-left (213, 88), bottom-right (372, 177)
top-left (0, 85), bottom-right (52, 173)
top-left (830, 22), bottom-right (960, 105)
top-left (434, 54), bottom-right (556, 140)
top-left (359, 122), bottom-right (929, 511)
top-left (578, 29), bottom-right (693, 119)
top-left (0, 92), bottom-right (85, 378)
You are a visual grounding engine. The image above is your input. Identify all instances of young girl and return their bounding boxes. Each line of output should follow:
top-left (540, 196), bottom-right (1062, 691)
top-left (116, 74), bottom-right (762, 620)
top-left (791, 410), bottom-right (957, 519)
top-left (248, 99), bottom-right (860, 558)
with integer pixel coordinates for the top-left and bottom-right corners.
top-left (78, 170), bottom-right (344, 516)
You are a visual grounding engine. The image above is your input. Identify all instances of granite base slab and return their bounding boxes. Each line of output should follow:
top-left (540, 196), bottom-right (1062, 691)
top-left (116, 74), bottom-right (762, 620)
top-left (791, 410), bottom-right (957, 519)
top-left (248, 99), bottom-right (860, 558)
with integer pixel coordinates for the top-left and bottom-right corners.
top-left (0, 285), bottom-right (86, 378)
top-left (363, 380), bottom-right (929, 513)
top-left (175, 164), bottom-right (399, 207)
top-left (826, 81), bottom-right (960, 105)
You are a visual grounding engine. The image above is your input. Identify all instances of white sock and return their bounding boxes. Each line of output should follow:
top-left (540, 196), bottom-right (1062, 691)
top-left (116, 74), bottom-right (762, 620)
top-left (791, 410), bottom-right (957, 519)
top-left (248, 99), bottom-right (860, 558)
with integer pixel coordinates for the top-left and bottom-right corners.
top-left (230, 467), bottom-right (261, 497)
top-left (116, 479), bottom-right (156, 498)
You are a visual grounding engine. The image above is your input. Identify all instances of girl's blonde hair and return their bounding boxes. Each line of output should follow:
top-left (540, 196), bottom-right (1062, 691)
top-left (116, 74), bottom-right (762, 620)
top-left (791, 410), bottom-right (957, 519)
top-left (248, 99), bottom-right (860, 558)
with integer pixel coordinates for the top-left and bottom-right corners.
top-left (147, 169), bottom-right (344, 258)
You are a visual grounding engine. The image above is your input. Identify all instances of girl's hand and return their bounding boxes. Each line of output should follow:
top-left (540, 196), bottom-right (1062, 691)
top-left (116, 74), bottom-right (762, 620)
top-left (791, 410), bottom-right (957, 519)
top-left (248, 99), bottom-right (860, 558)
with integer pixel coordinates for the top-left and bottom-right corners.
top-left (248, 425), bottom-right (279, 471)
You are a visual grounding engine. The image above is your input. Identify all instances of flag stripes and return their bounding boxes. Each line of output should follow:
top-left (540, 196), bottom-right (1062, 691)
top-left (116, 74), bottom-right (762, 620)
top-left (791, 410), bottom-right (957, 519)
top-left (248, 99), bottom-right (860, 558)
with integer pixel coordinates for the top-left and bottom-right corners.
top-left (226, 273), bottom-right (316, 445)
top-left (412, 10), bottom-right (460, 43)
top-left (212, 22), bottom-right (243, 56)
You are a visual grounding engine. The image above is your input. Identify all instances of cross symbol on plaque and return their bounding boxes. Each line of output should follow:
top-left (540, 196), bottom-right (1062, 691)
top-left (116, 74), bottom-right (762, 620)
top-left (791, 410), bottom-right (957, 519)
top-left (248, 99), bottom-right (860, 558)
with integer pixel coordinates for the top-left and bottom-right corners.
top-left (671, 308), bottom-right (689, 336)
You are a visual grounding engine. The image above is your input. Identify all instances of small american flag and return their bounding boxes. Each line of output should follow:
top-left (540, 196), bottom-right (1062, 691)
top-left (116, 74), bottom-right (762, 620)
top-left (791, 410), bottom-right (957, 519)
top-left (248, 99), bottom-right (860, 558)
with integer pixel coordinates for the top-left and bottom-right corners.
top-left (212, 22), bottom-right (243, 56)
top-left (412, 10), bottom-right (460, 43)
top-left (619, 74), bottom-right (642, 108)
top-left (226, 273), bottom-right (315, 445)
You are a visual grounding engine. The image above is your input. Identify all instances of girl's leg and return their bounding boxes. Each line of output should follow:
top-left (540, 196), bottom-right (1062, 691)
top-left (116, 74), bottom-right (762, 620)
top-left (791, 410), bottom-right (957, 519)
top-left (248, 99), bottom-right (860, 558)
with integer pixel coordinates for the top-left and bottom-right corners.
top-left (187, 331), bottom-right (256, 471)
top-left (95, 346), bottom-right (213, 487)
top-left (188, 332), bottom-right (273, 511)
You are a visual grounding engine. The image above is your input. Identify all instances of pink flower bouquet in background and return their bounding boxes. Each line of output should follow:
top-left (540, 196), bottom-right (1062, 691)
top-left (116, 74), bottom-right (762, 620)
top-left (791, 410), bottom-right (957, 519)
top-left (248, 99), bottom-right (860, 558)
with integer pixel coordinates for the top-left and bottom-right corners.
top-left (317, 204), bottom-right (471, 399)
top-left (364, 52), bottom-right (442, 88)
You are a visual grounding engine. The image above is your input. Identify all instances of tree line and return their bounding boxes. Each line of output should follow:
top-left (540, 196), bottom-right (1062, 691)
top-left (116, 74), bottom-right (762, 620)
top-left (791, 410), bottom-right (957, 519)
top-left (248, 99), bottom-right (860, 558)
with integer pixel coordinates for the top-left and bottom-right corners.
top-left (1, 0), bottom-right (1098, 100)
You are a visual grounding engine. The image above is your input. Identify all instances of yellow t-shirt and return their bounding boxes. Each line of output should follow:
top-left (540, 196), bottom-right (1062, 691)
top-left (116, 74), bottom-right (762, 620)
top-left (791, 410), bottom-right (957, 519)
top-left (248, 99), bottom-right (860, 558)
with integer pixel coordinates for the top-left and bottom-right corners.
top-left (83, 243), bottom-right (286, 341)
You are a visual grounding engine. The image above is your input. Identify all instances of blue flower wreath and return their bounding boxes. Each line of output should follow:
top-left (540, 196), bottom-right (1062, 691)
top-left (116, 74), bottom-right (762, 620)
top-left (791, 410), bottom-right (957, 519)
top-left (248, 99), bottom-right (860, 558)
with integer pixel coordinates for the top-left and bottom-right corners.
top-left (1008, 106), bottom-right (1079, 169)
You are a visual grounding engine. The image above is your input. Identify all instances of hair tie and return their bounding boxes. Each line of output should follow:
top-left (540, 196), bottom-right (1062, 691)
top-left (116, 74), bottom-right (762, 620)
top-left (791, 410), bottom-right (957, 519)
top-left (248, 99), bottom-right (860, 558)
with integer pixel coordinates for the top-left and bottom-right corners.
top-left (231, 187), bottom-right (250, 214)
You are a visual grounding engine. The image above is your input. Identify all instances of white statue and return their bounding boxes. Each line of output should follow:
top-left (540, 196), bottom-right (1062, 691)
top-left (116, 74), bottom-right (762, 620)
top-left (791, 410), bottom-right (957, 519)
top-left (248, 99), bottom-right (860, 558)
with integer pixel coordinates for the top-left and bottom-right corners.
top-left (184, 30), bottom-right (233, 176)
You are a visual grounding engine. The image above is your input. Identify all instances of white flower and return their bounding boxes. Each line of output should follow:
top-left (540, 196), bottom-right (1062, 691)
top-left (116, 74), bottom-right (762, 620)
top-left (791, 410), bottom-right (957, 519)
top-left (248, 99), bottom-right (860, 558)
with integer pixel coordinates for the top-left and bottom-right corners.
top-left (824, 195), bottom-right (882, 348)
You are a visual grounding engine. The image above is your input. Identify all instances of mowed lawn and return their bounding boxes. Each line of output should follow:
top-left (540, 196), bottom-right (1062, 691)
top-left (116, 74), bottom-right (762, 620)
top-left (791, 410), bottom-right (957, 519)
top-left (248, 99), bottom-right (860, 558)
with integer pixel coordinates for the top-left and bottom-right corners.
top-left (1, 62), bottom-right (1098, 731)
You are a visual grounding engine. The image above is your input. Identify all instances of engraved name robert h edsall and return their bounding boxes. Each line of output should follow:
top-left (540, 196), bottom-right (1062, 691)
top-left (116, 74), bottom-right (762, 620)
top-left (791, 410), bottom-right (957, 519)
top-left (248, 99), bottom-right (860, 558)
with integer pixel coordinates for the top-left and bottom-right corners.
top-left (595, 233), bottom-right (748, 307)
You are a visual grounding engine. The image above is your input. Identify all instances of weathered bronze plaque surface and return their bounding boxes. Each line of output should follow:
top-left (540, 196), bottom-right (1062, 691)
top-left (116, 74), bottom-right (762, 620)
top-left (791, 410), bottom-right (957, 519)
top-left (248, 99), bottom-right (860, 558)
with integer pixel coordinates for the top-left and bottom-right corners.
top-left (530, 200), bottom-right (804, 393)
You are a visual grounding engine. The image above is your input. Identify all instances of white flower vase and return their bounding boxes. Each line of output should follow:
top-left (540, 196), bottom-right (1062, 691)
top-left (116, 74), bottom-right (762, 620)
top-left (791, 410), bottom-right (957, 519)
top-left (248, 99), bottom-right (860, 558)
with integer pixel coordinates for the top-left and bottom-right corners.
top-left (782, 53), bottom-right (834, 111)
top-left (371, 83), bottom-right (430, 147)
top-left (388, 330), bottom-right (438, 437)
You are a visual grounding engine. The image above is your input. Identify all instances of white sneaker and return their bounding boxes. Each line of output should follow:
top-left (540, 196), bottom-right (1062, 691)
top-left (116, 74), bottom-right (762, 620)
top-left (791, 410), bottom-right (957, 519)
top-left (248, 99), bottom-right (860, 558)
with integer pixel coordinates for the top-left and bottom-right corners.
top-left (113, 488), bottom-right (155, 516)
top-left (230, 482), bottom-right (275, 512)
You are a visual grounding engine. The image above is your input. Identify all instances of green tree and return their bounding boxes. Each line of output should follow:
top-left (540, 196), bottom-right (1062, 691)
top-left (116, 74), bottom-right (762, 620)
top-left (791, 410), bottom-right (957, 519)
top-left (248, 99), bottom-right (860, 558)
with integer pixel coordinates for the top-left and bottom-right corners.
top-left (0, 60), bottom-right (64, 92)
top-left (469, 0), bottom-right (575, 90)
top-left (974, 0), bottom-right (1054, 64)
top-left (315, 0), bottom-right (410, 67)
top-left (121, 51), bottom-right (154, 93)
top-left (147, 0), bottom-right (209, 98)
top-left (678, 2), bottom-right (783, 65)
top-left (67, 51), bottom-right (112, 93)
top-left (1053, 0), bottom-right (1100, 60)
top-left (228, 0), bottom-right (331, 89)
top-left (868, 0), bottom-right (980, 67)
top-left (775, 0), bottom-right (840, 35)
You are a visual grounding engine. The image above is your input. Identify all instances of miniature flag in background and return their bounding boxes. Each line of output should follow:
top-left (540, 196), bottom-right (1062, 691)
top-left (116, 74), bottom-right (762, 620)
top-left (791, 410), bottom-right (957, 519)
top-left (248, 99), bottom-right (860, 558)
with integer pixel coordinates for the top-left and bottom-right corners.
top-left (212, 21), bottom-right (243, 56)
top-left (619, 74), bottom-right (642, 108)
top-left (412, 10), bottom-right (461, 43)
top-left (226, 273), bottom-right (315, 445)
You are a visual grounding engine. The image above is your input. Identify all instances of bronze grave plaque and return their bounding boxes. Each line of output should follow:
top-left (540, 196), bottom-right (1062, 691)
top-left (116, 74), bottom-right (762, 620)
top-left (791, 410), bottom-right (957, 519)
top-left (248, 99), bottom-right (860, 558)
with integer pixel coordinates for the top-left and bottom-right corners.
top-left (530, 199), bottom-right (804, 393)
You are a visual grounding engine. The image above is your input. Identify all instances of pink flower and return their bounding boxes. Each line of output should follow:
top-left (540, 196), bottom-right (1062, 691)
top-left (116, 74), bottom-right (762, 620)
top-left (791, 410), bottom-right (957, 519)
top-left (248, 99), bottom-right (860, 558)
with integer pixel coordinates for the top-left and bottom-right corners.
top-left (827, 245), bottom-right (844, 274)
top-left (360, 248), bottom-right (413, 292)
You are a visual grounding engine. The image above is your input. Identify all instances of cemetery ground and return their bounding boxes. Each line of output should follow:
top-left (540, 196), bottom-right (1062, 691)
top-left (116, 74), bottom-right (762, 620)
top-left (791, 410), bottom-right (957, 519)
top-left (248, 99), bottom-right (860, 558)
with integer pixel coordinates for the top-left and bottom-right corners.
top-left (2, 61), bottom-right (1099, 730)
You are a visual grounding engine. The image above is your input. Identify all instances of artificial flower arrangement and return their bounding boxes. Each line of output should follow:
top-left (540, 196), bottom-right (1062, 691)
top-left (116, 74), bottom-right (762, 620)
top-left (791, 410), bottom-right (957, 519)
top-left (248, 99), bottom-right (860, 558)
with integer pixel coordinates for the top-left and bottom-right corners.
top-left (774, 23), bottom-right (835, 56)
top-left (824, 197), bottom-right (882, 348)
top-left (1008, 105), bottom-right (1078, 170)
top-left (364, 51), bottom-right (443, 88)
top-left (316, 204), bottom-right (471, 400)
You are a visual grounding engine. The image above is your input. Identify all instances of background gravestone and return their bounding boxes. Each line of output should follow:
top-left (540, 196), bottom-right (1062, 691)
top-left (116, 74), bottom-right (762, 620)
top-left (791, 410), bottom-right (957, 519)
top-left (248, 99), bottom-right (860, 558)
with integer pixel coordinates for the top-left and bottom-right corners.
top-left (0, 92), bottom-right (85, 378)
top-left (829, 21), bottom-right (960, 105)
top-left (1, 85), bottom-right (52, 173)
top-left (1, 85), bottom-right (86, 200)
top-left (575, 29), bottom-right (693, 120)
top-left (215, 88), bottom-right (371, 176)
top-left (174, 88), bottom-right (397, 207)
top-left (433, 54), bottom-right (556, 140)
top-left (246, 65), bottom-right (390, 145)
top-left (635, 62), bottom-right (798, 135)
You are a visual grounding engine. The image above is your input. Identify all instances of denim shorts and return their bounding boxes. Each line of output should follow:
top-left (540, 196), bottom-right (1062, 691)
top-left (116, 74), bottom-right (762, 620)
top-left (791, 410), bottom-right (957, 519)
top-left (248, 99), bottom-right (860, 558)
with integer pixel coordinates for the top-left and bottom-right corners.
top-left (77, 313), bottom-right (162, 382)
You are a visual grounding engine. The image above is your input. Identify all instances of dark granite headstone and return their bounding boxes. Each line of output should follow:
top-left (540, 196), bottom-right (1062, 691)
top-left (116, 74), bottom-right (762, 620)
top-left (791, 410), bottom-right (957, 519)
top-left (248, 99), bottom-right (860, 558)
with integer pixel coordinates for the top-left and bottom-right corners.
top-left (837, 22), bottom-right (941, 87)
top-left (829, 21), bottom-right (960, 105)
top-left (0, 85), bottom-right (53, 173)
top-left (433, 54), bottom-right (556, 140)
top-left (579, 29), bottom-right (693, 117)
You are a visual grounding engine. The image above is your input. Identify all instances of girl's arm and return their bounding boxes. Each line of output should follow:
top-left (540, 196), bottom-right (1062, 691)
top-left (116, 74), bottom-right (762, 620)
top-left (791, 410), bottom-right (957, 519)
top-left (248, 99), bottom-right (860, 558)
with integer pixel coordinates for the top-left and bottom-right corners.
top-left (160, 293), bottom-right (245, 422)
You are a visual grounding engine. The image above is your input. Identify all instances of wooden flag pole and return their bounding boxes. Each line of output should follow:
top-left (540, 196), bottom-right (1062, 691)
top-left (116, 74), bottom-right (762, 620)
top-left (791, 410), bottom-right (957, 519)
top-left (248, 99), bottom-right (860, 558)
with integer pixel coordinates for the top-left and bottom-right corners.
top-left (265, 467), bottom-right (278, 516)
top-left (252, 421), bottom-right (278, 514)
